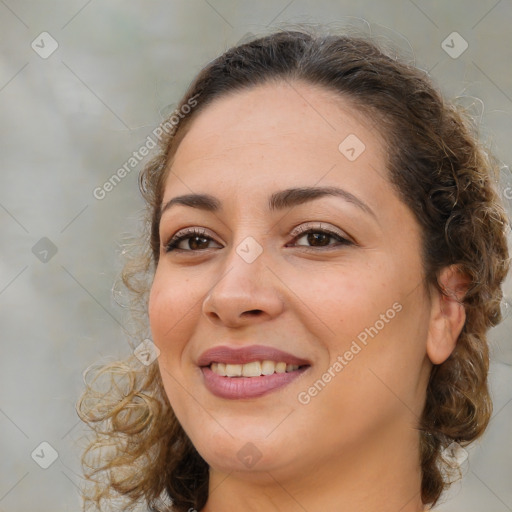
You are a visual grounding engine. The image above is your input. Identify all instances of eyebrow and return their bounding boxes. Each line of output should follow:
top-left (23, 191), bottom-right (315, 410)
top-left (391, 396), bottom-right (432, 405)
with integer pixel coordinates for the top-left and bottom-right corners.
top-left (160, 186), bottom-right (376, 220)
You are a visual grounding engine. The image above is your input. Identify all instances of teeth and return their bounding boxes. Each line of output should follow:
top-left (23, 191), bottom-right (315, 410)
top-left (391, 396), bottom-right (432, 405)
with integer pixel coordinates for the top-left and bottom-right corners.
top-left (242, 361), bottom-right (261, 377)
top-left (210, 361), bottom-right (300, 377)
top-left (275, 362), bottom-right (287, 373)
top-left (225, 363), bottom-right (242, 377)
top-left (261, 360), bottom-right (275, 375)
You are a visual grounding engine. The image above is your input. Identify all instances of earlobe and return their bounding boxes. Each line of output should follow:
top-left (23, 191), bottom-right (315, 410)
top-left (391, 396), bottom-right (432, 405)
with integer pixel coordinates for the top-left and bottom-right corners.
top-left (426, 265), bottom-right (470, 365)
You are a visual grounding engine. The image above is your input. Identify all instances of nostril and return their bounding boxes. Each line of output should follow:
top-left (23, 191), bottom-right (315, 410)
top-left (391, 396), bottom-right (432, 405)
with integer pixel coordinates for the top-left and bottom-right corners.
top-left (244, 309), bottom-right (263, 316)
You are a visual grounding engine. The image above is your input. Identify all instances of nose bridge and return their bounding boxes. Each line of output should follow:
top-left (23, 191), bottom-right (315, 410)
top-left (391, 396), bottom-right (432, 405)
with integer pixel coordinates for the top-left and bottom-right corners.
top-left (219, 213), bottom-right (271, 280)
top-left (202, 231), bottom-right (284, 325)
top-left (212, 232), bottom-right (269, 300)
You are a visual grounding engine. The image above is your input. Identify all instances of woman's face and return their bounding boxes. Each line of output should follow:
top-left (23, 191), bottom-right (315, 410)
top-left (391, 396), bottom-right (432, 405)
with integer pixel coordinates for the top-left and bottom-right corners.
top-left (149, 81), bottom-right (435, 482)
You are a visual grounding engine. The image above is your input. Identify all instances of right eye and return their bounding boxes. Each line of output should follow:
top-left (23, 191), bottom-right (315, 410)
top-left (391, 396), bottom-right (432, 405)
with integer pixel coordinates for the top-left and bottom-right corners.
top-left (164, 228), bottom-right (222, 253)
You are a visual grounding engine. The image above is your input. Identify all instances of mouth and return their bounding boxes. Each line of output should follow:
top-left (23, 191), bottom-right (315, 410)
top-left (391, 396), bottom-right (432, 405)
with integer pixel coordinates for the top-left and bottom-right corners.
top-left (209, 360), bottom-right (307, 377)
top-left (197, 345), bottom-right (311, 399)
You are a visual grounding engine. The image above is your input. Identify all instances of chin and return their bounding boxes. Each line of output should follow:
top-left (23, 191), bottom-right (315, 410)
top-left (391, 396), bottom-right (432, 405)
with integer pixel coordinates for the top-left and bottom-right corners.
top-left (188, 422), bottom-right (295, 474)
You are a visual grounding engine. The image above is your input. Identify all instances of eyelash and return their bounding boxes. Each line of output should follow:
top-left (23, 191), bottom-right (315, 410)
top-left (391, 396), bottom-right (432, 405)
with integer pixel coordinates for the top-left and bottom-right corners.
top-left (163, 223), bottom-right (353, 253)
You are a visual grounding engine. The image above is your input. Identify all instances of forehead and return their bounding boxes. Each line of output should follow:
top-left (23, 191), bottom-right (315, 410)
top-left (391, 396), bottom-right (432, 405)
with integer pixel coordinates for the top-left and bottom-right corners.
top-left (164, 80), bottom-right (391, 208)
top-left (174, 80), bottom-right (385, 158)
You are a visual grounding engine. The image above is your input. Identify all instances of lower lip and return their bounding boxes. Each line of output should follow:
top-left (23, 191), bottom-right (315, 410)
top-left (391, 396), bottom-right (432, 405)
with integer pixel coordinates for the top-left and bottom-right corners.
top-left (201, 366), bottom-right (309, 399)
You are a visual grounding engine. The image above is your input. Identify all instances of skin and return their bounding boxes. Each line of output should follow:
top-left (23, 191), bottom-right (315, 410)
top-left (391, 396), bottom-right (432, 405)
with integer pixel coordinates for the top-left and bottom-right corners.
top-left (148, 80), bottom-right (468, 512)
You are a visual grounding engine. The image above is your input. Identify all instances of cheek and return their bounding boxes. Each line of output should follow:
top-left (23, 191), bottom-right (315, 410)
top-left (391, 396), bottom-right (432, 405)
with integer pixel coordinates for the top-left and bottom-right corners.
top-left (289, 260), bottom-right (396, 348)
top-left (148, 272), bottom-right (200, 416)
top-left (148, 269), bottom-right (197, 359)
top-left (148, 279), bottom-right (167, 338)
top-left (298, 257), bottom-right (427, 384)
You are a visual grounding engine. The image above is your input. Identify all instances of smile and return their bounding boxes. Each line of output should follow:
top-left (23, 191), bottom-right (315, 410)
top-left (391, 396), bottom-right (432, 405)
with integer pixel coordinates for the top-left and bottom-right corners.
top-left (201, 365), bottom-right (309, 399)
top-left (197, 344), bottom-right (311, 399)
top-left (210, 360), bottom-right (303, 377)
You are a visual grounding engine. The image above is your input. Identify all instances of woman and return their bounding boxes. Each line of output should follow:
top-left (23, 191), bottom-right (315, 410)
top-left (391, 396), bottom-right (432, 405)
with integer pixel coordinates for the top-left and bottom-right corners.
top-left (78, 27), bottom-right (510, 512)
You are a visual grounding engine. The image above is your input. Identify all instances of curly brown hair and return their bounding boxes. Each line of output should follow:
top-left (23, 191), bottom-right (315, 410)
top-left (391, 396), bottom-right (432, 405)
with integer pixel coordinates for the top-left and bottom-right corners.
top-left (77, 26), bottom-right (511, 512)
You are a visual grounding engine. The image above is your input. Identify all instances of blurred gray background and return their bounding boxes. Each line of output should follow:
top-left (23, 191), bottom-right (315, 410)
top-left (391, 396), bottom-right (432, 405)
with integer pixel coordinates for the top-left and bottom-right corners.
top-left (1, 1), bottom-right (511, 511)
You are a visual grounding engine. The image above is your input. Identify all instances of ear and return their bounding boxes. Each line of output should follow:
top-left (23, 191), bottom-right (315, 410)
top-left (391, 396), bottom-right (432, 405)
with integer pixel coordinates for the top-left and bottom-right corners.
top-left (426, 265), bottom-right (471, 365)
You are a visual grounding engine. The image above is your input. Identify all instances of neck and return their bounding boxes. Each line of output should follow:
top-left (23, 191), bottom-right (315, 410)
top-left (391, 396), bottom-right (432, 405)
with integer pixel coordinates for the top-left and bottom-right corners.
top-left (201, 424), bottom-right (425, 512)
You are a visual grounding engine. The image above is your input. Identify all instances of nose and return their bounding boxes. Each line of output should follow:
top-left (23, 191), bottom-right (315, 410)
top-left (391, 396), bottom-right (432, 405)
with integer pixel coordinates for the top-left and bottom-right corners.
top-left (202, 242), bottom-right (285, 328)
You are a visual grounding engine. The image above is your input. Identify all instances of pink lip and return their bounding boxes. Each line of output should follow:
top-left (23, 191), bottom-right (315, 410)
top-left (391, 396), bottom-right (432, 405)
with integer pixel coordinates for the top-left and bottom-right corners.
top-left (197, 344), bottom-right (310, 367)
top-left (201, 366), bottom-right (309, 399)
top-left (197, 345), bottom-right (311, 400)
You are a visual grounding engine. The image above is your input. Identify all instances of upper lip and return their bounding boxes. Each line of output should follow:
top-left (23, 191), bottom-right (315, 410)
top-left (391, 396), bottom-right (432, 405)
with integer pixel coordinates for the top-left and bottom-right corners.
top-left (197, 344), bottom-right (311, 367)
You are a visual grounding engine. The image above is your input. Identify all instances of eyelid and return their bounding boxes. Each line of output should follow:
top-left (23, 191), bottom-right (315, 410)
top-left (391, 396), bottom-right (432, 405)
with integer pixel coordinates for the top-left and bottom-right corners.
top-left (163, 226), bottom-right (220, 250)
top-left (163, 221), bottom-right (354, 253)
top-left (289, 221), bottom-right (351, 242)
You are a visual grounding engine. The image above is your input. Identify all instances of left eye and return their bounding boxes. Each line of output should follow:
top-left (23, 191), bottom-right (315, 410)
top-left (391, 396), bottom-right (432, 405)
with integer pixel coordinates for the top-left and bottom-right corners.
top-left (164, 226), bottom-right (352, 253)
top-left (290, 228), bottom-right (352, 249)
